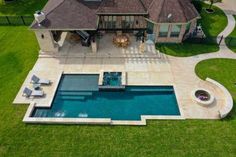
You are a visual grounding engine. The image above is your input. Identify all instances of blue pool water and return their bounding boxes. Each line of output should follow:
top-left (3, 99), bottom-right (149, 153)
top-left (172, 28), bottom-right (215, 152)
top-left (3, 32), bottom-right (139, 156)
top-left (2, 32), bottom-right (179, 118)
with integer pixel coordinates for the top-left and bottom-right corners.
top-left (31, 75), bottom-right (180, 120)
top-left (103, 72), bottom-right (122, 86)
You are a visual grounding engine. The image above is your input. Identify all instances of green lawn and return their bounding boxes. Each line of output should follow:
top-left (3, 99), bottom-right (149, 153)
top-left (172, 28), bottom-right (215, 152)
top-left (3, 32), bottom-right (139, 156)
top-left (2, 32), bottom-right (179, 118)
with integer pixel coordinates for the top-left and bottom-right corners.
top-left (0, 0), bottom-right (47, 15)
top-left (0, 27), bottom-right (236, 156)
top-left (226, 15), bottom-right (236, 53)
top-left (195, 59), bottom-right (236, 118)
top-left (156, 2), bottom-right (228, 57)
top-left (156, 43), bottom-right (219, 57)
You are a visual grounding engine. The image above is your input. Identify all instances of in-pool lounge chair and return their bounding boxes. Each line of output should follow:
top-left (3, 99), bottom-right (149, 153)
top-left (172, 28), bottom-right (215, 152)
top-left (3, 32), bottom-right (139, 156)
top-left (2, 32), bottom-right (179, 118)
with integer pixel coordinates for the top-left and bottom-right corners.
top-left (31, 75), bottom-right (51, 85)
top-left (23, 87), bottom-right (44, 98)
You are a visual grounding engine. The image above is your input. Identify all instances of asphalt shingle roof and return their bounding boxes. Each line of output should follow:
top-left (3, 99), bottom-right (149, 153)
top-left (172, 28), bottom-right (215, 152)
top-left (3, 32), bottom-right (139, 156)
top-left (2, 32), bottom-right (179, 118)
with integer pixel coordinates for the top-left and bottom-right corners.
top-left (31, 0), bottom-right (199, 30)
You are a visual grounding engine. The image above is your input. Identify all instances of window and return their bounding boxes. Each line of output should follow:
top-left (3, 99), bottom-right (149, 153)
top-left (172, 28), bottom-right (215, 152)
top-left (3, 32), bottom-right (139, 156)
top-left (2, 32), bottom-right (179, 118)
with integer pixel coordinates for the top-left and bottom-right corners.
top-left (108, 16), bottom-right (113, 28)
top-left (170, 24), bottom-right (182, 37)
top-left (104, 16), bottom-right (109, 28)
top-left (103, 16), bottom-right (116, 29)
top-left (122, 16), bottom-right (134, 29)
top-left (112, 16), bottom-right (117, 28)
top-left (147, 21), bottom-right (154, 34)
top-left (159, 24), bottom-right (169, 37)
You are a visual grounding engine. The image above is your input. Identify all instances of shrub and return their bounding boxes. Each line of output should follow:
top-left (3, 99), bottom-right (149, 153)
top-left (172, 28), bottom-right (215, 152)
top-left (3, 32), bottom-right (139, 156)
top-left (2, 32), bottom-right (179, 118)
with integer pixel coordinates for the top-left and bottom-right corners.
top-left (192, 0), bottom-right (203, 13)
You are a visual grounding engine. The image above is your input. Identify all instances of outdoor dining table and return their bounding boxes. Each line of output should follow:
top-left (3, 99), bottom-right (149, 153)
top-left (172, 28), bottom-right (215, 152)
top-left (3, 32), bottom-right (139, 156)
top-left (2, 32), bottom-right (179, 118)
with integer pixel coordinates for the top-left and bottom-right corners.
top-left (113, 35), bottom-right (130, 48)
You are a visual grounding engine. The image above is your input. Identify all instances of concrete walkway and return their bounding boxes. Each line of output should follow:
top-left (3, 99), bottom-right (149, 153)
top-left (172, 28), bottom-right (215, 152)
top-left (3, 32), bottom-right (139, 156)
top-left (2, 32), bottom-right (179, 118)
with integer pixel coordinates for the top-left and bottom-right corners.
top-left (189, 2), bottom-right (236, 60)
top-left (162, 3), bottom-right (236, 118)
top-left (215, 0), bottom-right (236, 14)
top-left (167, 1), bottom-right (236, 62)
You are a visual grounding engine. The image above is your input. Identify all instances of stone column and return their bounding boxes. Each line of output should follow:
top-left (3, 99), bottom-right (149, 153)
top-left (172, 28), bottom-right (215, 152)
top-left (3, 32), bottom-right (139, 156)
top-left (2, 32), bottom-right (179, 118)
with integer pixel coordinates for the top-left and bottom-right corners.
top-left (154, 24), bottom-right (159, 42)
top-left (167, 24), bottom-right (172, 38)
top-left (35, 30), bottom-right (59, 53)
top-left (91, 40), bottom-right (98, 53)
top-left (178, 24), bottom-right (187, 42)
top-left (190, 19), bottom-right (197, 33)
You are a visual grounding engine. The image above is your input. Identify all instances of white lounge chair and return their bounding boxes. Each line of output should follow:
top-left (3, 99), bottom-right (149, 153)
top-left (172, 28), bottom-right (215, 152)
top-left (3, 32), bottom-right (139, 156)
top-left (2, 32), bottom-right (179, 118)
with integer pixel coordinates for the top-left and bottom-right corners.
top-left (23, 87), bottom-right (44, 98)
top-left (31, 75), bottom-right (51, 85)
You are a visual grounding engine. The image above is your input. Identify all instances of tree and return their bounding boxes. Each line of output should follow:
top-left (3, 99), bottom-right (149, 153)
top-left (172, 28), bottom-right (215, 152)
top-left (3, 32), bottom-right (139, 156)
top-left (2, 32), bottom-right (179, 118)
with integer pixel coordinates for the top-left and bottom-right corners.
top-left (209, 0), bottom-right (216, 10)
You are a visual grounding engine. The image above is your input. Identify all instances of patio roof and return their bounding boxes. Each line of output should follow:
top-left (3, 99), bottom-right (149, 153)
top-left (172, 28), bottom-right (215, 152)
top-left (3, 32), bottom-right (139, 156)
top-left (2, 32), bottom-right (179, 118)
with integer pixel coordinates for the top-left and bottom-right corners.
top-left (97, 0), bottom-right (147, 14)
top-left (31, 0), bottom-right (101, 30)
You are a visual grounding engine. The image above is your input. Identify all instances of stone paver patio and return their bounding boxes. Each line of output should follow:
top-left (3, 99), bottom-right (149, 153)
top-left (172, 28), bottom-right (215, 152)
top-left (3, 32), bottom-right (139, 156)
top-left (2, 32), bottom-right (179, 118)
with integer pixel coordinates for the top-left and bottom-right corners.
top-left (14, 3), bottom-right (236, 122)
top-left (14, 36), bottom-right (226, 120)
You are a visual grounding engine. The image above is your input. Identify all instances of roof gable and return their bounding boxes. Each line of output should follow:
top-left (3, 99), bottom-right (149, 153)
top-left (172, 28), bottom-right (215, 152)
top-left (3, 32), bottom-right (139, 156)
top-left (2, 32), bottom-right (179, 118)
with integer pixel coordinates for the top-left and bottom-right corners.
top-left (32, 0), bottom-right (101, 30)
top-left (148, 0), bottom-right (199, 23)
top-left (97, 0), bottom-right (147, 14)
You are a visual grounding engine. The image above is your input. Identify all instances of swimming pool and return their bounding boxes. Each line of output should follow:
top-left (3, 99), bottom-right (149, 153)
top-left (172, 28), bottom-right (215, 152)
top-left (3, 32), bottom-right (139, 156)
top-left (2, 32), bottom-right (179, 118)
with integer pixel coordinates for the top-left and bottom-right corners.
top-left (31, 74), bottom-right (180, 121)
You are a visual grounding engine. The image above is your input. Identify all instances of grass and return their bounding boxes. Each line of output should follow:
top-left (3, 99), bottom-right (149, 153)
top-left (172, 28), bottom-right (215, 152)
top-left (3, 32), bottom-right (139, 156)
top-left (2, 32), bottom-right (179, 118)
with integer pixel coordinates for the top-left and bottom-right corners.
top-left (156, 2), bottom-right (228, 57)
top-left (0, 0), bottom-right (47, 15)
top-left (199, 2), bottom-right (227, 37)
top-left (0, 27), bottom-right (236, 156)
top-left (226, 15), bottom-right (236, 53)
top-left (195, 59), bottom-right (236, 118)
top-left (156, 43), bottom-right (219, 57)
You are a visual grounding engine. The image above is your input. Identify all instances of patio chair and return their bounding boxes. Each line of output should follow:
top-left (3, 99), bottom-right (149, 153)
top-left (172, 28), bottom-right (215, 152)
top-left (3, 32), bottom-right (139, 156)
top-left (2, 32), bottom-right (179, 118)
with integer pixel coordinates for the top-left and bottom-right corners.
top-left (31, 75), bottom-right (51, 85)
top-left (135, 31), bottom-right (144, 41)
top-left (23, 87), bottom-right (44, 98)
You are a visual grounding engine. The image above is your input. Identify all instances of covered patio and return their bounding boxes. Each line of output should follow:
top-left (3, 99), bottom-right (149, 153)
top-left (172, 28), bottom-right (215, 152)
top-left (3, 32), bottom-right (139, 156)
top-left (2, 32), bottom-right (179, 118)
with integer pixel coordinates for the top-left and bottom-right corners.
top-left (39, 32), bottom-right (159, 58)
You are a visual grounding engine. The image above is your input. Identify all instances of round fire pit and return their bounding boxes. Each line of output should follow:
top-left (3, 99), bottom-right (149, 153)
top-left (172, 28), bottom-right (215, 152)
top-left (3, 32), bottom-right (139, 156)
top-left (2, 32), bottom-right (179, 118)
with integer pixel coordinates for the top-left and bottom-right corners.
top-left (191, 89), bottom-right (214, 106)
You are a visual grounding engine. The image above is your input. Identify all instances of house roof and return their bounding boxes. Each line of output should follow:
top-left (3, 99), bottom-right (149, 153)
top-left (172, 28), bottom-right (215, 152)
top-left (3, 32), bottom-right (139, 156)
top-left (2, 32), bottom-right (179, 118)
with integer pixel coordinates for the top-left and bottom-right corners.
top-left (31, 0), bottom-right (199, 30)
top-left (97, 0), bottom-right (147, 14)
top-left (147, 0), bottom-right (200, 23)
top-left (31, 0), bottom-right (101, 30)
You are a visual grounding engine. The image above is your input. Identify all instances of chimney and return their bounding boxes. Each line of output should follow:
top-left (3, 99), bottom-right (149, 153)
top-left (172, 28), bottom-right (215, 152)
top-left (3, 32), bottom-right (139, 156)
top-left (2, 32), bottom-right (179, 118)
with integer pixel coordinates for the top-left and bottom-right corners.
top-left (34, 11), bottom-right (46, 26)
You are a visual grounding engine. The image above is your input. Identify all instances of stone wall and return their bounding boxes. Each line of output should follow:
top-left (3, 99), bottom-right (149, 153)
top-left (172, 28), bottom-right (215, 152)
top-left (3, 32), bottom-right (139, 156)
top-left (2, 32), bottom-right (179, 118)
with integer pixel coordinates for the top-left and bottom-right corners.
top-left (35, 30), bottom-right (59, 53)
top-left (153, 18), bottom-right (198, 43)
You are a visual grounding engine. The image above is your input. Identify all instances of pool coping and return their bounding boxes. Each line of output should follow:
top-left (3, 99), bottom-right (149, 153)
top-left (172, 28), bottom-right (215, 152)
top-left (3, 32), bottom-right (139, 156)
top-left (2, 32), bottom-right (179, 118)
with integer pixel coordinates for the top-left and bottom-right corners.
top-left (23, 72), bottom-right (185, 126)
top-left (23, 102), bottom-right (184, 125)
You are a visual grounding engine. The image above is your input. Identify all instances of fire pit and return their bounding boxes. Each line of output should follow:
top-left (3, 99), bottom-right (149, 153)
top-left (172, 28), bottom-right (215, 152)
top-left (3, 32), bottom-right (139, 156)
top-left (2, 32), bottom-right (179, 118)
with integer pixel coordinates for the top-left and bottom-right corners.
top-left (191, 89), bottom-right (215, 106)
top-left (113, 35), bottom-right (130, 48)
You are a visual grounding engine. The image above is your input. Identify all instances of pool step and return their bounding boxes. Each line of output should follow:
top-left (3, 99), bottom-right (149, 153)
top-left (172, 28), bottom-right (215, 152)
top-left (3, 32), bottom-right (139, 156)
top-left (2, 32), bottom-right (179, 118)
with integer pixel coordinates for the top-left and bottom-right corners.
top-left (58, 88), bottom-right (99, 92)
top-left (42, 112), bottom-right (48, 117)
top-left (35, 110), bottom-right (47, 117)
top-left (59, 91), bottom-right (93, 96)
top-left (60, 95), bottom-right (85, 100)
top-left (127, 88), bottom-right (173, 92)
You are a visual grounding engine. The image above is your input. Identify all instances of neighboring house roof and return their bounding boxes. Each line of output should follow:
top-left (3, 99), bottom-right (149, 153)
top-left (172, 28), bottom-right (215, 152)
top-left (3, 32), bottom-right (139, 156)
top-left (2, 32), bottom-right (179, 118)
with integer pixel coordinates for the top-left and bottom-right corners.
top-left (31, 0), bottom-right (199, 30)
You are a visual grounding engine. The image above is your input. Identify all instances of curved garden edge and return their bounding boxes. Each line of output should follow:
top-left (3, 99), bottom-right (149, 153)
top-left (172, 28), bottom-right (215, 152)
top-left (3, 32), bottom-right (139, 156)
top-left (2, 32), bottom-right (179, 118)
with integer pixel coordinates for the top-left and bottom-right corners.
top-left (195, 58), bottom-right (236, 119)
top-left (206, 78), bottom-right (233, 118)
top-left (225, 15), bottom-right (236, 53)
